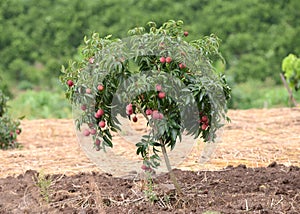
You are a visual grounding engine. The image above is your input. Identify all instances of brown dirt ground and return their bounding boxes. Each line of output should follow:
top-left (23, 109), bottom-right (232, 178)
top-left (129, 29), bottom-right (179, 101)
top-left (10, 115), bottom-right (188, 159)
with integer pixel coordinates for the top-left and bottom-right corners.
top-left (0, 108), bottom-right (299, 213)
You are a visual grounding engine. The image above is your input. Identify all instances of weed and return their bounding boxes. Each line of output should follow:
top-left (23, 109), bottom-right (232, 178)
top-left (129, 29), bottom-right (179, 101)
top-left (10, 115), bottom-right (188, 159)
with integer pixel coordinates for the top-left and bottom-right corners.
top-left (202, 211), bottom-right (221, 214)
top-left (143, 172), bottom-right (158, 203)
top-left (36, 170), bottom-right (52, 203)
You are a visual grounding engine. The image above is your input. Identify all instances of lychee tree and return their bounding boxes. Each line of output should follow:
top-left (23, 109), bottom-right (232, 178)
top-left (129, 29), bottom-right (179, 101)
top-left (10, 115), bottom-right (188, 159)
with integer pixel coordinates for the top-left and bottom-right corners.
top-left (281, 54), bottom-right (300, 106)
top-left (282, 54), bottom-right (300, 91)
top-left (0, 88), bottom-right (22, 149)
top-left (60, 20), bottom-right (231, 194)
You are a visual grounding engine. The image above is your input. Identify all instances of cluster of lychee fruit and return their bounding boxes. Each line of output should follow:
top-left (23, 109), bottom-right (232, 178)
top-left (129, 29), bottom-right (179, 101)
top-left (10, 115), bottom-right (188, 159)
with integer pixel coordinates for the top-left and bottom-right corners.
top-left (126, 103), bottom-right (138, 122)
top-left (159, 56), bottom-right (172, 64)
top-left (159, 55), bottom-right (187, 71)
top-left (9, 129), bottom-right (21, 137)
top-left (125, 84), bottom-right (167, 122)
top-left (126, 104), bottom-right (164, 123)
top-left (155, 84), bottom-right (166, 99)
top-left (84, 84), bottom-right (105, 94)
top-left (199, 115), bottom-right (209, 130)
top-left (82, 127), bottom-right (101, 151)
top-left (79, 83), bottom-right (107, 150)
top-left (79, 84), bottom-right (106, 129)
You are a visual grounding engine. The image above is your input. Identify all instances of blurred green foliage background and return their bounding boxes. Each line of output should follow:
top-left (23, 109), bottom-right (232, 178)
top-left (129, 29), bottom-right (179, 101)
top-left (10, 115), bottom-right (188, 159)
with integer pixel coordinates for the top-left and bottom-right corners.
top-left (0, 0), bottom-right (299, 119)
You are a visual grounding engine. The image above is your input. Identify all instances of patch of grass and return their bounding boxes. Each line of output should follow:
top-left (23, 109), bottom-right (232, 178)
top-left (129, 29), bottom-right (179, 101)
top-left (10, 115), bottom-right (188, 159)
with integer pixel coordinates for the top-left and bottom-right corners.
top-left (202, 211), bottom-right (221, 214)
top-left (8, 90), bottom-right (72, 119)
top-left (143, 172), bottom-right (158, 203)
top-left (36, 170), bottom-right (52, 203)
top-left (229, 79), bottom-right (300, 109)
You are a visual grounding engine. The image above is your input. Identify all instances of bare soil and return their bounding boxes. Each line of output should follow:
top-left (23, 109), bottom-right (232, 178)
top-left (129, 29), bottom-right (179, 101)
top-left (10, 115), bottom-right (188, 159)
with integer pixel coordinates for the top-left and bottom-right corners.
top-left (0, 108), bottom-right (299, 213)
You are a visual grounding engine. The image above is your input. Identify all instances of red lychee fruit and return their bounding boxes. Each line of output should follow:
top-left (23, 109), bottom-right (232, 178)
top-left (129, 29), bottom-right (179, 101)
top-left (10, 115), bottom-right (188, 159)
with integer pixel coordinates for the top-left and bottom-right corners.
top-left (165, 56), bottom-right (172, 63)
top-left (126, 104), bottom-right (133, 115)
top-left (201, 123), bottom-right (208, 130)
top-left (184, 31), bottom-right (189, 37)
top-left (152, 110), bottom-right (163, 120)
top-left (160, 57), bottom-right (166, 63)
top-left (97, 109), bottom-right (104, 116)
top-left (201, 115), bottom-right (208, 123)
top-left (95, 112), bottom-right (100, 118)
top-left (67, 80), bottom-right (74, 87)
top-left (179, 63), bottom-right (186, 69)
top-left (126, 108), bottom-right (133, 115)
top-left (99, 121), bottom-right (106, 128)
top-left (132, 115), bottom-right (138, 122)
top-left (83, 129), bottom-right (90, 136)
top-left (145, 109), bottom-right (153, 115)
top-left (158, 91), bottom-right (166, 99)
top-left (152, 110), bottom-right (159, 119)
top-left (95, 109), bottom-right (104, 118)
top-left (95, 139), bottom-right (101, 146)
top-left (90, 129), bottom-right (97, 135)
top-left (97, 84), bottom-right (104, 91)
top-left (85, 88), bottom-right (92, 94)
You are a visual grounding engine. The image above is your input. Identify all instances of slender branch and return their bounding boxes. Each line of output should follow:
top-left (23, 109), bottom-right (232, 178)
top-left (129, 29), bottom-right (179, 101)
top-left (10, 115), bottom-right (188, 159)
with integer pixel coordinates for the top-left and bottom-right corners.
top-left (280, 73), bottom-right (298, 107)
top-left (135, 104), bottom-right (150, 123)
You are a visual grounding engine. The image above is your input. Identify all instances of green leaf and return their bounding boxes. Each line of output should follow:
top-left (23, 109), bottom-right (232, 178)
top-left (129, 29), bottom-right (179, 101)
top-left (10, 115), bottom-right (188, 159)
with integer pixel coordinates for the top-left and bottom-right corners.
top-left (171, 129), bottom-right (177, 142)
top-left (103, 135), bottom-right (113, 148)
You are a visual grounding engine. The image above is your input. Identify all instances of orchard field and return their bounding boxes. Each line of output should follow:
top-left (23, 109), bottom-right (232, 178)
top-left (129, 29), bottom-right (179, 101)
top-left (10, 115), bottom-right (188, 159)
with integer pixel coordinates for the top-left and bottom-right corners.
top-left (1, 0), bottom-right (300, 213)
top-left (1, 0), bottom-right (300, 110)
top-left (0, 108), bottom-right (299, 213)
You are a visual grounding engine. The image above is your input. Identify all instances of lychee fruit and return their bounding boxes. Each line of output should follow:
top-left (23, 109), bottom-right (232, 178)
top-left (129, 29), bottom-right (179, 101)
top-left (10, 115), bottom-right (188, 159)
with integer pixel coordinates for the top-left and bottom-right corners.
top-left (97, 109), bottom-right (104, 116)
top-left (165, 56), bottom-right (172, 63)
top-left (179, 63), bottom-right (186, 69)
top-left (95, 109), bottom-right (104, 118)
top-left (160, 57), bottom-right (166, 63)
top-left (99, 121), bottom-right (106, 128)
top-left (90, 129), bottom-right (97, 135)
top-left (126, 104), bottom-right (133, 115)
top-left (95, 139), bottom-right (101, 146)
top-left (201, 115), bottom-right (208, 123)
top-left (83, 129), bottom-right (90, 136)
top-left (145, 109), bottom-right (153, 115)
top-left (152, 110), bottom-right (163, 120)
top-left (158, 91), bottom-right (166, 99)
top-left (97, 84), bottom-right (104, 91)
top-left (67, 80), bottom-right (74, 87)
top-left (201, 123), bottom-right (208, 130)
top-left (85, 88), bottom-right (92, 94)
top-left (132, 116), bottom-right (138, 122)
